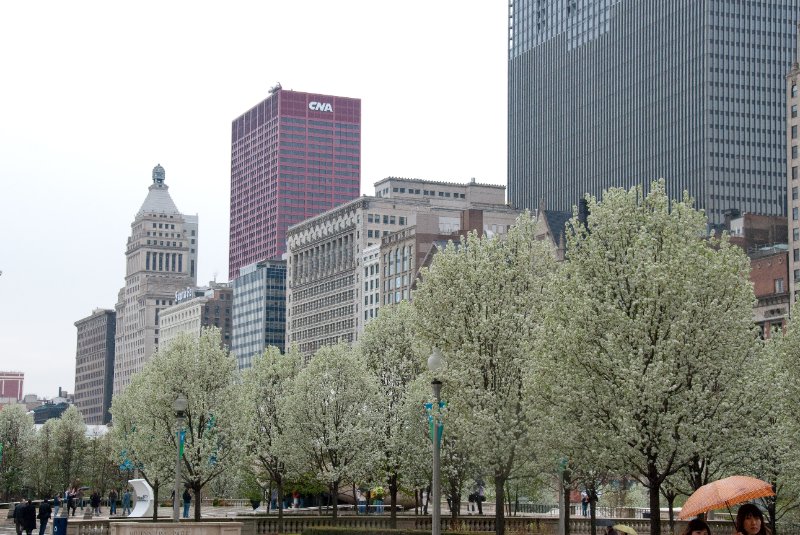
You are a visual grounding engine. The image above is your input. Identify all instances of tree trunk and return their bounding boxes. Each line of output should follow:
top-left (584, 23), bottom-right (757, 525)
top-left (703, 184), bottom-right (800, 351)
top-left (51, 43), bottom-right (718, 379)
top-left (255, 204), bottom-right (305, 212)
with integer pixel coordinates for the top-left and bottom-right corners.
top-left (415, 489), bottom-right (419, 516)
top-left (495, 474), bottom-right (507, 535)
top-left (424, 484), bottom-right (430, 515)
top-left (563, 475), bottom-right (571, 535)
top-left (331, 481), bottom-right (339, 521)
top-left (194, 487), bottom-right (201, 521)
top-left (665, 492), bottom-right (676, 535)
top-left (766, 490), bottom-right (777, 535)
top-left (449, 480), bottom-right (461, 521)
top-left (277, 480), bottom-right (284, 534)
top-left (590, 494), bottom-right (597, 535)
top-left (648, 478), bottom-right (661, 535)
top-left (389, 473), bottom-right (398, 528)
top-left (152, 486), bottom-right (159, 522)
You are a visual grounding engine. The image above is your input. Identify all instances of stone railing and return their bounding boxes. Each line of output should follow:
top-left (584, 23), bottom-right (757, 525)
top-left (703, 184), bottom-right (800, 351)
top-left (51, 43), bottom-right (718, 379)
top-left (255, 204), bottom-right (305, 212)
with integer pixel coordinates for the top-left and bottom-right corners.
top-left (61, 514), bottom-right (800, 535)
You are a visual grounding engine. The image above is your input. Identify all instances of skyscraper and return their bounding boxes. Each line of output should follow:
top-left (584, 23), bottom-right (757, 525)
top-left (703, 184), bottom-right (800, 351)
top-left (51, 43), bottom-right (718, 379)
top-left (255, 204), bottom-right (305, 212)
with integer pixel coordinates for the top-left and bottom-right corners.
top-left (229, 86), bottom-right (361, 280)
top-left (112, 165), bottom-right (198, 394)
top-left (74, 309), bottom-right (115, 424)
top-left (508, 0), bottom-right (798, 225)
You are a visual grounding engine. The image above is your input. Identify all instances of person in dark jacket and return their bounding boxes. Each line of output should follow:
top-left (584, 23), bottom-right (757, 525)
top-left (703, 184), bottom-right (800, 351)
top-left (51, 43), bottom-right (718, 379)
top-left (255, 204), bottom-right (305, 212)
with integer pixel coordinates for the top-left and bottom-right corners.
top-left (21, 500), bottom-right (37, 535)
top-left (90, 491), bottom-right (101, 515)
top-left (37, 499), bottom-right (52, 535)
top-left (13, 501), bottom-right (24, 535)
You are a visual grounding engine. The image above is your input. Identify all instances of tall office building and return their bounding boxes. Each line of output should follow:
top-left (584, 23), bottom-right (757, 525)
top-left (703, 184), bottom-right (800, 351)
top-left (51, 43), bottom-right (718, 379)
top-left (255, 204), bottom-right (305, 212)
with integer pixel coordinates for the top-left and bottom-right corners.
top-left (788, 46), bottom-right (800, 306)
top-left (159, 282), bottom-right (234, 350)
top-left (508, 1), bottom-right (799, 225)
top-left (229, 86), bottom-right (361, 279)
top-left (74, 309), bottom-right (116, 424)
top-left (112, 165), bottom-right (198, 394)
top-left (231, 260), bottom-right (287, 369)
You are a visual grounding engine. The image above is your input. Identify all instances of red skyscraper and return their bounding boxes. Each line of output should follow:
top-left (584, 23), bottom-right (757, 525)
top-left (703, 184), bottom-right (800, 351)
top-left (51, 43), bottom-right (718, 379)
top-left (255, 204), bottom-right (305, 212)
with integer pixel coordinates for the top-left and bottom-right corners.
top-left (229, 87), bottom-right (361, 280)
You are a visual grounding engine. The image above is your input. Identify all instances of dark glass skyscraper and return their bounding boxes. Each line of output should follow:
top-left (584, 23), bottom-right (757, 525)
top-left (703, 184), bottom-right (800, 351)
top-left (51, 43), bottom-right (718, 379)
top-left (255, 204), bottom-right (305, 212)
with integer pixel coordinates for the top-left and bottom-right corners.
top-left (508, 0), bottom-right (799, 225)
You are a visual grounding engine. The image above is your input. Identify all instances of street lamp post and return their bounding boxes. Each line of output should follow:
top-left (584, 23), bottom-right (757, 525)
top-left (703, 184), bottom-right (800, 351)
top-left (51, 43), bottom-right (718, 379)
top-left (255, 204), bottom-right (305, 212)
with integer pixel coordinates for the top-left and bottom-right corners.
top-left (172, 394), bottom-right (188, 522)
top-left (428, 349), bottom-right (444, 535)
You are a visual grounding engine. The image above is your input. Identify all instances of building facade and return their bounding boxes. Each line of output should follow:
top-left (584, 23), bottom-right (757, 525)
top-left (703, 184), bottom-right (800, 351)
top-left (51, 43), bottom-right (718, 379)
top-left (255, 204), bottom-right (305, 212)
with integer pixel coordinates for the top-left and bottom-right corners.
top-left (286, 177), bottom-right (519, 355)
top-left (228, 86), bottom-right (361, 279)
top-left (231, 260), bottom-right (287, 369)
top-left (112, 165), bottom-right (198, 394)
top-left (508, 0), bottom-right (798, 226)
top-left (788, 53), bottom-right (800, 307)
top-left (159, 282), bottom-right (233, 350)
top-left (74, 309), bottom-right (116, 424)
top-left (0, 372), bottom-right (23, 402)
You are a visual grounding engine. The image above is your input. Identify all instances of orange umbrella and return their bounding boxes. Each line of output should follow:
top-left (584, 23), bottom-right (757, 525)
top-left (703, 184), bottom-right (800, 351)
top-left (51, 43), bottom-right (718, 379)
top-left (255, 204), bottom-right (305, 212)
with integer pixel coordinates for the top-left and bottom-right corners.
top-left (678, 476), bottom-right (774, 520)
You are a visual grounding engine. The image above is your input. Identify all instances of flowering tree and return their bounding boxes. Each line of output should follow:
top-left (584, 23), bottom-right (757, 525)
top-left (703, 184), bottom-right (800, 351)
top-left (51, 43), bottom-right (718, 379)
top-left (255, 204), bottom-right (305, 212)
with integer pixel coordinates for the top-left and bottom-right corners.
top-left (238, 345), bottom-right (302, 531)
top-left (0, 404), bottom-right (34, 500)
top-left (546, 182), bottom-right (756, 535)
top-left (27, 419), bottom-right (60, 498)
top-left (359, 301), bottom-right (425, 526)
top-left (110, 367), bottom-right (177, 520)
top-left (277, 343), bottom-right (382, 520)
top-left (111, 328), bottom-right (241, 520)
top-left (413, 212), bottom-right (559, 535)
top-left (54, 406), bottom-right (88, 492)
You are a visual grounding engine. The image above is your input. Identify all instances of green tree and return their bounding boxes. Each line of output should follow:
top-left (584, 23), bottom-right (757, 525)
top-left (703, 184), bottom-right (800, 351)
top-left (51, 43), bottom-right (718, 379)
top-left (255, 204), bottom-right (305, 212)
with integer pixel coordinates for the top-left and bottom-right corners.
top-left (546, 182), bottom-right (756, 535)
top-left (359, 301), bottom-right (425, 526)
top-left (0, 404), bottom-right (34, 500)
top-left (238, 345), bottom-right (302, 531)
top-left (111, 328), bottom-right (242, 520)
top-left (277, 343), bottom-right (382, 520)
top-left (27, 419), bottom-right (60, 498)
top-left (412, 212), bottom-right (559, 535)
top-left (110, 365), bottom-right (177, 520)
top-left (54, 406), bottom-right (88, 492)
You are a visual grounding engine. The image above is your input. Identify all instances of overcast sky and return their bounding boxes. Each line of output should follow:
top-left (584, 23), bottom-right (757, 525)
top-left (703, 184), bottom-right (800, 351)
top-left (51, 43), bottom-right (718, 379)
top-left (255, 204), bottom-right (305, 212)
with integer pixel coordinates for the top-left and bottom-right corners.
top-left (0, 1), bottom-right (509, 397)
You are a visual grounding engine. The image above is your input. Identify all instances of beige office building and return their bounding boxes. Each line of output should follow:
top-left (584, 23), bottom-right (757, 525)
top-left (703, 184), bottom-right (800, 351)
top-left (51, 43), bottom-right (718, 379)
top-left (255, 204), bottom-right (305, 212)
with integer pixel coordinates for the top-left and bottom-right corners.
top-left (286, 177), bottom-right (520, 355)
top-left (159, 282), bottom-right (233, 349)
top-left (112, 165), bottom-right (198, 394)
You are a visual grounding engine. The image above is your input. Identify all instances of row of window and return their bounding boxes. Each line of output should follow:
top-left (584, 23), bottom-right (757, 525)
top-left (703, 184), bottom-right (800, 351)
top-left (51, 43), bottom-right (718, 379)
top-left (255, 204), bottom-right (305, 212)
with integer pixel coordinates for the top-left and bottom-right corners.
top-left (366, 213), bottom-right (408, 225)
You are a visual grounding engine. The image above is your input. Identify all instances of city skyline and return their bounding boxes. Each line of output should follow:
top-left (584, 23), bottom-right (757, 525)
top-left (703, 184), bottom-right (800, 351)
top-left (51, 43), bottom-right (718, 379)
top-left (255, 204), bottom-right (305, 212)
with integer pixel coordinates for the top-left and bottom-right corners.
top-left (0, 2), bottom-right (508, 396)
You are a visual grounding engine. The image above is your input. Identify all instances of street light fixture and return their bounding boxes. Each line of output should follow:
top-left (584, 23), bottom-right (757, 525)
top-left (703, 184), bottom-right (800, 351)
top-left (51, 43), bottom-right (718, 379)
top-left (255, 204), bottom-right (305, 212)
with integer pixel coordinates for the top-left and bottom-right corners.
top-left (172, 393), bottom-right (188, 522)
top-left (427, 348), bottom-right (444, 535)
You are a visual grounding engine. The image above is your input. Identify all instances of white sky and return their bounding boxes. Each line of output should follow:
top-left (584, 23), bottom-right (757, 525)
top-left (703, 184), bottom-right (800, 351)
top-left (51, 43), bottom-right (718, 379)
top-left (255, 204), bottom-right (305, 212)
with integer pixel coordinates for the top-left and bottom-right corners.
top-left (0, 1), bottom-right (509, 397)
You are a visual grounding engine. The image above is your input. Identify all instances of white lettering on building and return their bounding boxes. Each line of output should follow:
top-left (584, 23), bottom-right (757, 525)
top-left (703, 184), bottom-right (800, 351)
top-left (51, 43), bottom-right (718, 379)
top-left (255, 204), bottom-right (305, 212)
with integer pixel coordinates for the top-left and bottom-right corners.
top-left (309, 101), bottom-right (333, 112)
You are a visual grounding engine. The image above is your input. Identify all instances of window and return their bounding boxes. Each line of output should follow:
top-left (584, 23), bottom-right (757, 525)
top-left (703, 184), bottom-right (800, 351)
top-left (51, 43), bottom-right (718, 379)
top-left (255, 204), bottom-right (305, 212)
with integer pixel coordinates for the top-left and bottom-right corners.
top-left (794, 207), bottom-right (799, 221)
top-left (793, 187), bottom-right (798, 201)
top-left (794, 166), bottom-right (798, 180)
top-left (389, 216), bottom-right (396, 225)
top-left (368, 214), bottom-right (374, 223)
top-left (399, 216), bottom-right (406, 225)
top-left (793, 146), bottom-right (798, 159)
top-left (794, 228), bottom-right (800, 241)
top-left (795, 269), bottom-right (800, 282)
top-left (793, 125), bottom-right (798, 139)
top-left (795, 249), bottom-right (800, 262)
top-left (793, 105), bottom-right (798, 118)
top-left (793, 84), bottom-right (798, 97)
top-left (775, 278), bottom-right (785, 293)
top-left (383, 215), bottom-right (389, 224)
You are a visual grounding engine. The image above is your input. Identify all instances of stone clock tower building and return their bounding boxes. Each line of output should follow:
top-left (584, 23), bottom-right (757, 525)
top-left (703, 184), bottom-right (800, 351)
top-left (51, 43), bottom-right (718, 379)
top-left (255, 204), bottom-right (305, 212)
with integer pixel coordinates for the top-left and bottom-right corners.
top-left (112, 164), bottom-right (198, 394)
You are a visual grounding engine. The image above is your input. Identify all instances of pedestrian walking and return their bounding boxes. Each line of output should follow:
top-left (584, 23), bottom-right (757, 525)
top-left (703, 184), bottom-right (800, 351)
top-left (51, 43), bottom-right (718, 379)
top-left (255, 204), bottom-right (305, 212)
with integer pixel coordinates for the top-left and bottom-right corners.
top-left (21, 500), bottom-right (37, 535)
top-left (182, 488), bottom-right (191, 519)
top-left (122, 489), bottom-right (131, 516)
top-left (581, 490), bottom-right (589, 516)
top-left (90, 491), bottom-right (101, 515)
top-left (37, 499), bottom-right (52, 535)
top-left (52, 495), bottom-right (61, 518)
top-left (67, 488), bottom-right (77, 517)
top-left (14, 501), bottom-right (24, 535)
top-left (476, 482), bottom-right (485, 516)
top-left (108, 489), bottom-right (118, 516)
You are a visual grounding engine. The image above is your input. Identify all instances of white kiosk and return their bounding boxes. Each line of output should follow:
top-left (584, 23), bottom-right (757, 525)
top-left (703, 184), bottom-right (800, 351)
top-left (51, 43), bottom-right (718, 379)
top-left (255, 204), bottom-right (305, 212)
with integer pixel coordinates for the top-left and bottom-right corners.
top-left (127, 478), bottom-right (154, 518)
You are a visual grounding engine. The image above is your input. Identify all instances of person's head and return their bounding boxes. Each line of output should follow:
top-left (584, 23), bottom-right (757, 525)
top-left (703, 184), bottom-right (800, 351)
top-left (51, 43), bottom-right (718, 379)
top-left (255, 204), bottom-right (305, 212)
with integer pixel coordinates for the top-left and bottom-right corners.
top-left (682, 518), bottom-right (711, 535)
top-left (43, 499), bottom-right (49, 505)
top-left (736, 504), bottom-right (767, 535)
